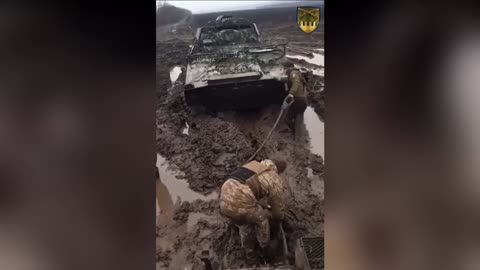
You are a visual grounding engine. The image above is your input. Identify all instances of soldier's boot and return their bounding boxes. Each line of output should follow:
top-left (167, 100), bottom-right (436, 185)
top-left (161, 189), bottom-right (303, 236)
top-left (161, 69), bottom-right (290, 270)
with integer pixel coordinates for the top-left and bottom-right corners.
top-left (239, 225), bottom-right (258, 266)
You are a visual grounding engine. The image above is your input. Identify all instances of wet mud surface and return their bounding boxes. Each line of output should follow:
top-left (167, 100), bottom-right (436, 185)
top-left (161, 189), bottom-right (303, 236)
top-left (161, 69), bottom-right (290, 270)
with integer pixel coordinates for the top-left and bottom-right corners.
top-left (156, 19), bottom-right (325, 269)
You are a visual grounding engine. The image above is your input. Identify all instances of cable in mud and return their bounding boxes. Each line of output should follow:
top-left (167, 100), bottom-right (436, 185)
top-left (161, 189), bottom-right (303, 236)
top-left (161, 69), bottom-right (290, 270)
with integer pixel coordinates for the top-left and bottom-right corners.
top-left (245, 95), bottom-right (295, 163)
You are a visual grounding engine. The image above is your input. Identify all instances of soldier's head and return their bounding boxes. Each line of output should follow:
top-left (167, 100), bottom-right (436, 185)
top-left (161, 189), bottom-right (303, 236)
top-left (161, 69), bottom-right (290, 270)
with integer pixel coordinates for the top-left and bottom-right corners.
top-left (283, 61), bottom-right (295, 69)
top-left (283, 61), bottom-right (295, 77)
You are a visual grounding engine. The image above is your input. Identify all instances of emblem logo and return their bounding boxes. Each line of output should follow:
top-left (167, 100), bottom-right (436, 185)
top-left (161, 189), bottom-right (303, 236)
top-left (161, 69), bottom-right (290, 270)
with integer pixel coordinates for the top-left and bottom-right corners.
top-left (297, 7), bottom-right (320, 34)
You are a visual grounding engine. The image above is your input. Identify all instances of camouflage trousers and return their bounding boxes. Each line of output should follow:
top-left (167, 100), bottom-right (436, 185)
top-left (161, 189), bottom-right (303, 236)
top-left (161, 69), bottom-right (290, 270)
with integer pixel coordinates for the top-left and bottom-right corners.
top-left (227, 205), bottom-right (270, 265)
top-left (220, 179), bottom-right (272, 248)
top-left (237, 221), bottom-right (264, 264)
top-left (286, 96), bottom-right (307, 131)
top-left (236, 206), bottom-right (270, 248)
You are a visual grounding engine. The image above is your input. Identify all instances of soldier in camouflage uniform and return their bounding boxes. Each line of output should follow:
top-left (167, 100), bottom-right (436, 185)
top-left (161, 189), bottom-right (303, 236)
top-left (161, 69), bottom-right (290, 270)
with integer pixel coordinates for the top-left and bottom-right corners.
top-left (284, 61), bottom-right (308, 133)
top-left (220, 159), bottom-right (287, 264)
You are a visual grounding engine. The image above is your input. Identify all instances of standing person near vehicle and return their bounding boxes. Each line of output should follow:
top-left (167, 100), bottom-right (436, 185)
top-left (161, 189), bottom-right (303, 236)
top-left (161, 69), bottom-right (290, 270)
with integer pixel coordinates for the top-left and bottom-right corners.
top-left (284, 61), bottom-right (308, 134)
top-left (219, 159), bottom-right (287, 265)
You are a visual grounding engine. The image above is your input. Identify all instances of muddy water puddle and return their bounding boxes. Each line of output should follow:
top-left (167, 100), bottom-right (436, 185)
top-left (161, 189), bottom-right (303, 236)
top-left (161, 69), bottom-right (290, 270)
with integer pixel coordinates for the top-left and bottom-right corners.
top-left (290, 50), bottom-right (325, 76)
top-left (156, 154), bottom-right (217, 224)
top-left (169, 66), bottom-right (182, 83)
top-left (294, 64), bottom-right (324, 76)
top-left (156, 179), bottom-right (174, 223)
top-left (311, 67), bottom-right (325, 76)
top-left (287, 52), bottom-right (324, 66)
top-left (304, 107), bottom-right (324, 157)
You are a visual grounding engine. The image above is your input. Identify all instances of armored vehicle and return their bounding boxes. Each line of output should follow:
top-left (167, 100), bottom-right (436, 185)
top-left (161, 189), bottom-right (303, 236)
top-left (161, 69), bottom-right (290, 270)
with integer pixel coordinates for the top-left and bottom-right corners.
top-left (184, 16), bottom-right (289, 111)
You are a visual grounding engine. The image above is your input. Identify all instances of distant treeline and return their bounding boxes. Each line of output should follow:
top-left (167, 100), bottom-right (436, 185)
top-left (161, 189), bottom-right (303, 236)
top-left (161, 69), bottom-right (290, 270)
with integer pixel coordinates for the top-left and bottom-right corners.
top-left (156, 4), bottom-right (192, 26)
top-left (191, 6), bottom-right (325, 29)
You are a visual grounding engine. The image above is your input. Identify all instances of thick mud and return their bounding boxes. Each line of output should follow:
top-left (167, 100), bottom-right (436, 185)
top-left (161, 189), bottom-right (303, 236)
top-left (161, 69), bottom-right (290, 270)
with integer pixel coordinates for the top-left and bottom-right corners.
top-left (156, 18), bottom-right (325, 269)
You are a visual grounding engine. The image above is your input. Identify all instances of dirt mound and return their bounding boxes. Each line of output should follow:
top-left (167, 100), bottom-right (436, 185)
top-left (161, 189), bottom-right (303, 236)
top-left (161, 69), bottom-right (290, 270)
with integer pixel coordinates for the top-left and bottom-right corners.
top-left (157, 4), bottom-right (192, 27)
top-left (156, 39), bottom-right (190, 97)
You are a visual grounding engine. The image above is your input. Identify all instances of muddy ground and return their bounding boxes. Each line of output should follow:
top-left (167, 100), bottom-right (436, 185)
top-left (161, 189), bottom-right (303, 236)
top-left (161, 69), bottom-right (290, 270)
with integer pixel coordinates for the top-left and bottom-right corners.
top-left (156, 18), bottom-right (325, 269)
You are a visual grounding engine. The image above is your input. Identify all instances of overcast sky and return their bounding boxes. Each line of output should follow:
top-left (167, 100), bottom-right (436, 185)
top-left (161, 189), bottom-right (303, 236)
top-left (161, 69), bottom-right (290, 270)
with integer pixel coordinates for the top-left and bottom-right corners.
top-left (161, 1), bottom-right (293, 14)
top-left (157, 1), bottom-right (321, 14)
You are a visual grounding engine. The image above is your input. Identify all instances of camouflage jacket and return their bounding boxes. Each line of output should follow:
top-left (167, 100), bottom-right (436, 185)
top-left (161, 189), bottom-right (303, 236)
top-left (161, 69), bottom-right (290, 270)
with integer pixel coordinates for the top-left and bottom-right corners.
top-left (220, 160), bottom-right (285, 222)
top-left (288, 69), bottom-right (306, 98)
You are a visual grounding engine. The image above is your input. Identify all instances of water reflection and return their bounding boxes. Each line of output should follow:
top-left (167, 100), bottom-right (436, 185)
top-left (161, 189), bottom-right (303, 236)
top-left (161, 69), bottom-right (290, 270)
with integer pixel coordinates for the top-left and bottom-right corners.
top-left (156, 154), bottom-right (217, 204)
top-left (304, 107), bottom-right (324, 157)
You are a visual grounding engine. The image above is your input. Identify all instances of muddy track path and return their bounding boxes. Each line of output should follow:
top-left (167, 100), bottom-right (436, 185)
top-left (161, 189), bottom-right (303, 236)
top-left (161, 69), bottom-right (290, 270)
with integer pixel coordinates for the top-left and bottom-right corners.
top-left (156, 22), bottom-right (325, 269)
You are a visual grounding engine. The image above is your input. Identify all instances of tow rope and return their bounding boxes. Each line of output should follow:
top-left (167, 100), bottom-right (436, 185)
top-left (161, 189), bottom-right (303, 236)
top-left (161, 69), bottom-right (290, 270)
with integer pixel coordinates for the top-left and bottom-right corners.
top-left (245, 94), bottom-right (295, 163)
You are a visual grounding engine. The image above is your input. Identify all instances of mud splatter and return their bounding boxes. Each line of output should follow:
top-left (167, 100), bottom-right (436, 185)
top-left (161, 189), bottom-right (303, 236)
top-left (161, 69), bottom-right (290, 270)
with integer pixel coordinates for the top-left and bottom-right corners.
top-left (156, 14), bottom-right (325, 269)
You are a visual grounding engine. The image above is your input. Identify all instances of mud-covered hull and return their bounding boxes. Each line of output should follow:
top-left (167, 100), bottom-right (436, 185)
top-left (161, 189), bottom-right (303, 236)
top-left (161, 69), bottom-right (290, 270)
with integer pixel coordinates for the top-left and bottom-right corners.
top-left (185, 16), bottom-right (289, 111)
top-left (185, 78), bottom-right (288, 111)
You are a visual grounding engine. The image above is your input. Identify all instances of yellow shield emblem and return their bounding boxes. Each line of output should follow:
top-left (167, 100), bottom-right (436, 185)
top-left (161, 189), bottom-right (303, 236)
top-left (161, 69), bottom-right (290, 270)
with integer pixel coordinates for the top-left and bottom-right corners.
top-left (297, 7), bottom-right (320, 34)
